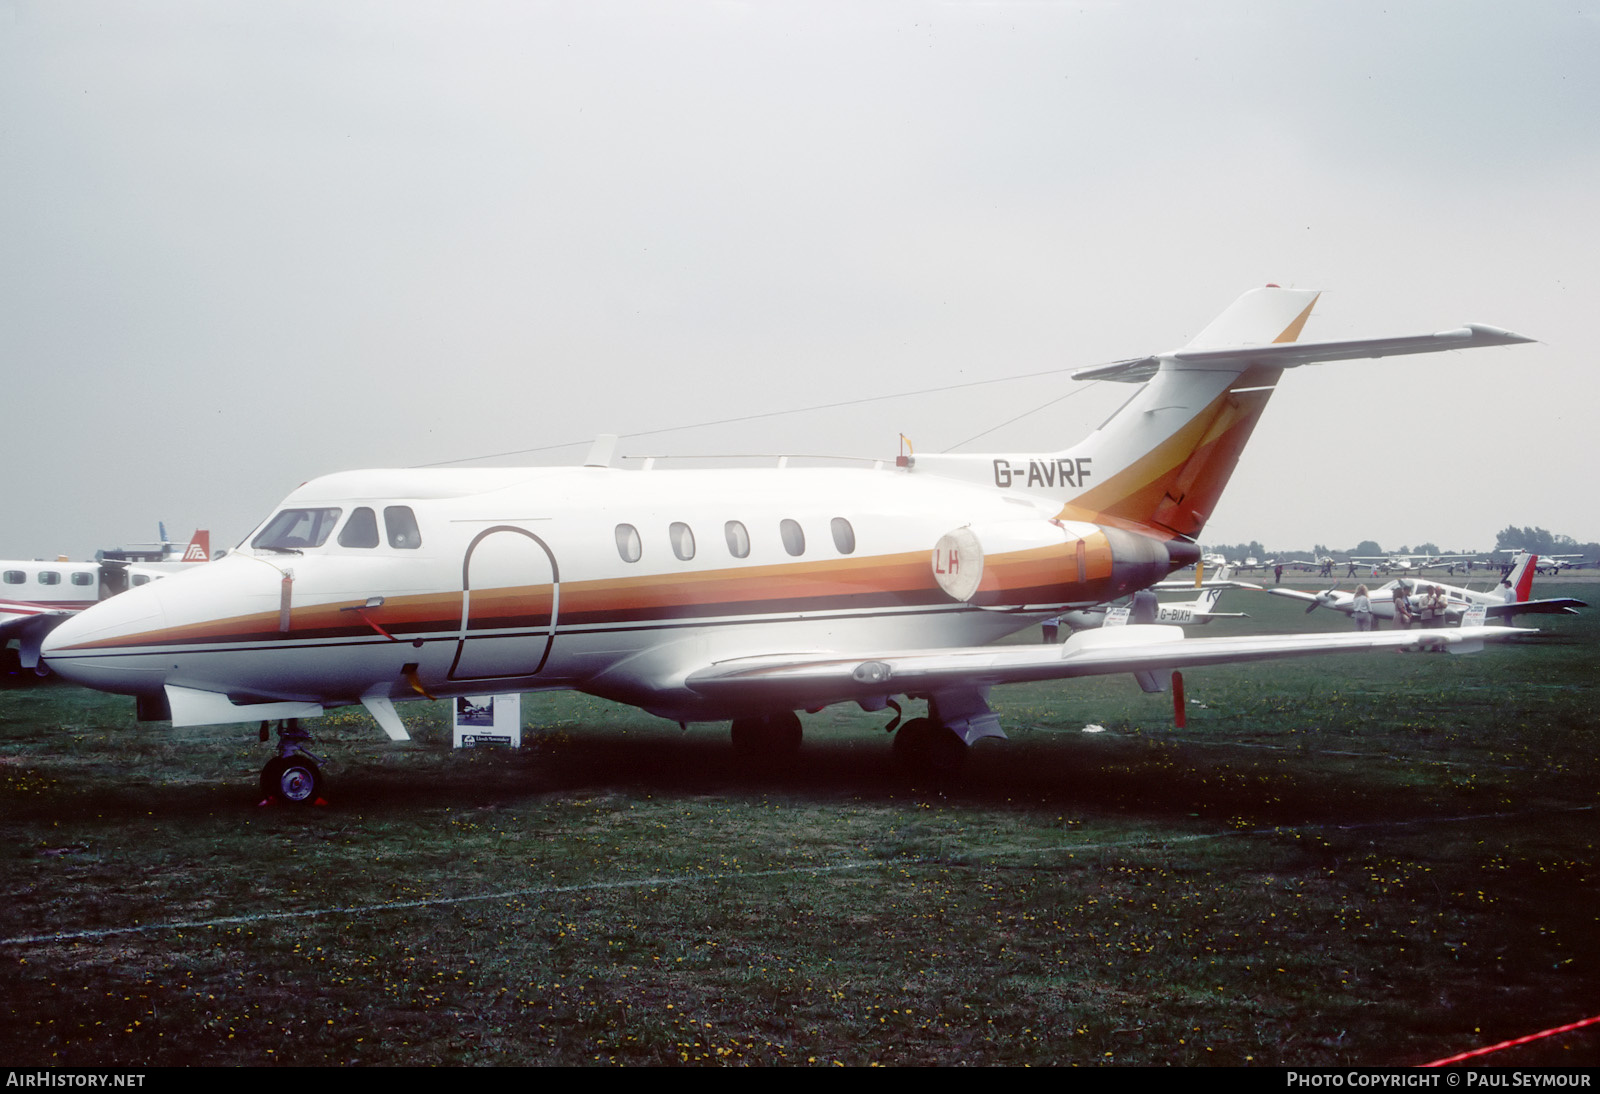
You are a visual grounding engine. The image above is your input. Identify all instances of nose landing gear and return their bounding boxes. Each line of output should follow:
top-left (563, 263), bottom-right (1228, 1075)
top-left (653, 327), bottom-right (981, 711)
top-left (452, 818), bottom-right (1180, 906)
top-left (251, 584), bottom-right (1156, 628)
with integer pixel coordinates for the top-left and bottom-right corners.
top-left (258, 719), bottom-right (325, 804)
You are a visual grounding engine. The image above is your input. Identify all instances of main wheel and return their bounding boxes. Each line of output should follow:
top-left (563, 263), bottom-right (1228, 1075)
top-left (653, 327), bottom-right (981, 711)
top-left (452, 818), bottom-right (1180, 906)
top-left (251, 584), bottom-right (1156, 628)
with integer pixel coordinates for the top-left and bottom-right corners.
top-left (262, 756), bottom-right (322, 804)
top-left (893, 717), bottom-right (968, 776)
top-left (730, 711), bottom-right (803, 760)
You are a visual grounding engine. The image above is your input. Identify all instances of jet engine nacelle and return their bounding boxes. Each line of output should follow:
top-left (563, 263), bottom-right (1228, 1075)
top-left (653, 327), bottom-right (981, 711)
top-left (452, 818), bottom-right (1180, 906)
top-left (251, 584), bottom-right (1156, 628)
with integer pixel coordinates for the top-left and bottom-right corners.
top-left (931, 520), bottom-right (1195, 607)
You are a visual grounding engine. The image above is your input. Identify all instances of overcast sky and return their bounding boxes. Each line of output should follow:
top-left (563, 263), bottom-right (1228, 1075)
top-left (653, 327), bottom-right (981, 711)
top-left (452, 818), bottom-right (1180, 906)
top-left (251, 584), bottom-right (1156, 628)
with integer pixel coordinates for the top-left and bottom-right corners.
top-left (3, 0), bottom-right (1597, 561)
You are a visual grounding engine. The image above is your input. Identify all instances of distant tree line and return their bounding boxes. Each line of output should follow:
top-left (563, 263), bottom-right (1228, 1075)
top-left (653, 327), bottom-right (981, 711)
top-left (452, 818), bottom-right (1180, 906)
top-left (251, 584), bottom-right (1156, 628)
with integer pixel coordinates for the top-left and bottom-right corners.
top-left (1494, 525), bottom-right (1600, 559)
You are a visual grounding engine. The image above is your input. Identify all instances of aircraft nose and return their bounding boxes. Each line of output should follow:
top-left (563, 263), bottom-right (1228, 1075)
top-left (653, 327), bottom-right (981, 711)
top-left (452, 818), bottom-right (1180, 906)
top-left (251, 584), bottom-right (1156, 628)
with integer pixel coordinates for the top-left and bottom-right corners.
top-left (41, 582), bottom-right (172, 695)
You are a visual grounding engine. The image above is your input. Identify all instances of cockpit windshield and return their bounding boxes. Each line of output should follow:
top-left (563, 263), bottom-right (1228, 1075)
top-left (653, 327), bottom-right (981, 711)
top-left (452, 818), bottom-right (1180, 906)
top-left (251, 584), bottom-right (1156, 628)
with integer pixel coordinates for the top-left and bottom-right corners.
top-left (252, 508), bottom-right (343, 551)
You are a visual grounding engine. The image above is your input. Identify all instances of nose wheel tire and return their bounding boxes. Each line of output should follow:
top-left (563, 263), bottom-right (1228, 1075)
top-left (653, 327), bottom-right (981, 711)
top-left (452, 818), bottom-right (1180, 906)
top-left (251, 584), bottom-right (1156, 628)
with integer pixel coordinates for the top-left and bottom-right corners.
top-left (261, 756), bottom-right (323, 804)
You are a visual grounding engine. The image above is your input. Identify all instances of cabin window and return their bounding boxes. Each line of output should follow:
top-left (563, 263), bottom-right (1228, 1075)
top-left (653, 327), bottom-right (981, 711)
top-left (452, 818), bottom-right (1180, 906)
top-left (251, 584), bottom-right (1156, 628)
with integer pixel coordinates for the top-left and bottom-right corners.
top-left (780, 519), bottom-right (805, 557)
top-left (37, 571), bottom-right (60, 585)
top-left (725, 520), bottom-right (750, 559)
top-left (71, 572), bottom-right (95, 586)
top-left (669, 522), bottom-right (696, 561)
top-left (253, 507), bottom-right (342, 550)
top-left (615, 523), bottom-right (642, 563)
top-left (384, 506), bottom-right (422, 549)
top-left (830, 517), bottom-right (856, 555)
top-left (3, 571), bottom-right (21, 584)
top-left (339, 507), bottom-right (381, 548)
top-left (132, 574), bottom-right (151, 587)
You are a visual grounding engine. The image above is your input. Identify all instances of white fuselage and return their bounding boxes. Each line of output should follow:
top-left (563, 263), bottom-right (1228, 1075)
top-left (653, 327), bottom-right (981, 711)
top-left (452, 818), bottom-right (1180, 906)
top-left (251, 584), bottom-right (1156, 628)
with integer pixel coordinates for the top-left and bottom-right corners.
top-left (41, 463), bottom-right (1169, 722)
top-left (1, 560), bottom-right (103, 629)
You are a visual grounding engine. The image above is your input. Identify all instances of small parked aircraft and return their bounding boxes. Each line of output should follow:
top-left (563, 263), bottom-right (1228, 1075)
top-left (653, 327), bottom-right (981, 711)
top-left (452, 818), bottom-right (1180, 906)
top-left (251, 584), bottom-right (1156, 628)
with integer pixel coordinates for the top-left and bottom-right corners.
top-left (40, 287), bottom-right (1536, 800)
top-left (1, 531), bottom-right (211, 671)
top-left (1057, 565), bottom-right (1258, 631)
top-left (1266, 552), bottom-right (1586, 624)
top-left (1348, 554), bottom-right (1459, 575)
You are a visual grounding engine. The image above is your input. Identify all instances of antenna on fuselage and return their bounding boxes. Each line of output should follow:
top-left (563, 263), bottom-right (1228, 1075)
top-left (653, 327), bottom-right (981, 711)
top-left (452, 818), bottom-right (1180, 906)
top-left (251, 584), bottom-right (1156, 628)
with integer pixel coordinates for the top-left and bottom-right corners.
top-left (583, 434), bottom-right (619, 468)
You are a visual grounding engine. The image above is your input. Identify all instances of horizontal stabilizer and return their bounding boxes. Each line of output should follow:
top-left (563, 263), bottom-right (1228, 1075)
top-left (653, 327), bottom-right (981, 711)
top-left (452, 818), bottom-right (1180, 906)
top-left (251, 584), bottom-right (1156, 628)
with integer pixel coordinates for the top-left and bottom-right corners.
top-left (1485, 597), bottom-right (1587, 618)
top-left (1075, 325), bottom-right (1534, 383)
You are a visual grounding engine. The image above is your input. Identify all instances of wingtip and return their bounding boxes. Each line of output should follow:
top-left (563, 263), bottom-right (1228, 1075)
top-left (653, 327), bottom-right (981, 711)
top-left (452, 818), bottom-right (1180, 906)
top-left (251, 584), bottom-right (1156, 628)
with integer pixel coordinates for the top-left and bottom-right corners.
top-left (1462, 323), bottom-right (1537, 345)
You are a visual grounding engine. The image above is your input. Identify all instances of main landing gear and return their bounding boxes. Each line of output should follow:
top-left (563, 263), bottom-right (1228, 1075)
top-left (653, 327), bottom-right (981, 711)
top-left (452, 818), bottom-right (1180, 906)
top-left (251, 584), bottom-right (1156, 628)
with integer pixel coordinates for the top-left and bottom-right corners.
top-left (729, 710), bottom-right (804, 761)
top-left (259, 718), bottom-right (325, 805)
top-left (724, 694), bottom-right (999, 778)
top-left (890, 692), bottom-right (1005, 777)
top-left (891, 717), bottom-right (969, 776)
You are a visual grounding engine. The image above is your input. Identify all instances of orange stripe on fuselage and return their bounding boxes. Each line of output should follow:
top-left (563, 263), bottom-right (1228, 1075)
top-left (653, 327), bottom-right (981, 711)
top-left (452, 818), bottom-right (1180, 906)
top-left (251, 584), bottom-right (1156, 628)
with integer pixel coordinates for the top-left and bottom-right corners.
top-left (54, 537), bottom-right (1151, 655)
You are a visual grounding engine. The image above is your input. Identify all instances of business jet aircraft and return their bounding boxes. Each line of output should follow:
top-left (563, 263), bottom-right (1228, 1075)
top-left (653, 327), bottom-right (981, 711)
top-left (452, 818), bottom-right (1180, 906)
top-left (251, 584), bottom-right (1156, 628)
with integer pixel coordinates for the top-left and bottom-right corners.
top-left (1267, 553), bottom-right (1586, 624)
top-left (40, 287), bottom-right (1536, 801)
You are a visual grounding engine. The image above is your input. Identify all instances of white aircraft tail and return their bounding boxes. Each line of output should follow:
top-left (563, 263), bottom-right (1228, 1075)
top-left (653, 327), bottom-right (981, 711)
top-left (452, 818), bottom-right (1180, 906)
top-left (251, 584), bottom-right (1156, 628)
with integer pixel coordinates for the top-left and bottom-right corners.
top-left (910, 286), bottom-right (1532, 543)
top-left (1507, 553), bottom-right (1538, 602)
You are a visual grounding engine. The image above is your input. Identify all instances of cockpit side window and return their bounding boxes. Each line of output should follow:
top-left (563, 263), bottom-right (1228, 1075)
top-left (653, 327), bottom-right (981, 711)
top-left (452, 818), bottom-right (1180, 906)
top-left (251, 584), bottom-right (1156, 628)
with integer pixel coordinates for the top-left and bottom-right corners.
top-left (253, 508), bottom-right (343, 550)
top-left (384, 506), bottom-right (422, 549)
top-left (339, 507), bottom-right (381, 548)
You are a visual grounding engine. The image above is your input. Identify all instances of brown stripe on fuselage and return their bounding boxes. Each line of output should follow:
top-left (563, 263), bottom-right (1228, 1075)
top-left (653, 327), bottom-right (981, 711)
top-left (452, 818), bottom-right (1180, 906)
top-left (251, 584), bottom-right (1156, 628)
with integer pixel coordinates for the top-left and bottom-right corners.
top-left (55, 537), bottom-right (1149, 655)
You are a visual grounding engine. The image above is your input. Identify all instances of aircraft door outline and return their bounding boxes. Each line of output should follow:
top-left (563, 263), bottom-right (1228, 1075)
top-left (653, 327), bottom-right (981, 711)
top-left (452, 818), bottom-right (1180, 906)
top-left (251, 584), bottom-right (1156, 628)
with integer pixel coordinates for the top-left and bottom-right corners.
top-left (449, 525), bottom-right (560, 681)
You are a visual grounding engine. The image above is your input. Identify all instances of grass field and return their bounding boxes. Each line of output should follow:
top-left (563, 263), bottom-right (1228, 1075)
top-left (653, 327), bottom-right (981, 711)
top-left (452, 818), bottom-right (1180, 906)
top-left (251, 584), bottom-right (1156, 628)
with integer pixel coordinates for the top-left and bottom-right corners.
top-left (2, 585), bottom-right (1595, 1066)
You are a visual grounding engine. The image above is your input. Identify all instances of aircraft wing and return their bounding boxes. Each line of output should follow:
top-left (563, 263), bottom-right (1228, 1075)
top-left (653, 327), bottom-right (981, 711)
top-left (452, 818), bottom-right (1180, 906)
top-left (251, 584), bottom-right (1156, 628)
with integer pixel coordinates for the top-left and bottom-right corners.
top-left (0, 608), bottom-right (70, 640)
top-left (1073, 324), bottom-right (1534, 382)
top-left (0, 611), bottom-right (73, 669)
top-left (1152, 578), bottom-right (1263, 591)
top-left (682, 624), bottom-right (1527, 712)
top-left (1264, 588), bottom-right (1350, 612)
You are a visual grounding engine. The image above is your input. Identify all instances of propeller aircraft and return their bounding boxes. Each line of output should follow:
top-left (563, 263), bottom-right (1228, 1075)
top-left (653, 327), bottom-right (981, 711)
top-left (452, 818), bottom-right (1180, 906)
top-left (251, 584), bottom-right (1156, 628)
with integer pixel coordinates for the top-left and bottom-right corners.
top-left (1267, 552), bottom-right (1586, 625)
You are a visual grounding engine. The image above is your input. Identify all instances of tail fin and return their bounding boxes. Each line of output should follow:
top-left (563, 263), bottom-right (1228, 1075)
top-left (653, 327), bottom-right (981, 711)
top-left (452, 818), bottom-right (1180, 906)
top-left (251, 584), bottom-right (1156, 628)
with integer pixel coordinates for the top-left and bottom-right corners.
top-left (1183, 286), bottom-right (1319, 349)
top-left (183, 531), bottom-right (211, 563)
top-left (1055, 287), bottom-right (1320, 537)
top-left (1508, 553), bottom-right (1537, 602)
top-left (907, 287), bottom-right (1532, 541)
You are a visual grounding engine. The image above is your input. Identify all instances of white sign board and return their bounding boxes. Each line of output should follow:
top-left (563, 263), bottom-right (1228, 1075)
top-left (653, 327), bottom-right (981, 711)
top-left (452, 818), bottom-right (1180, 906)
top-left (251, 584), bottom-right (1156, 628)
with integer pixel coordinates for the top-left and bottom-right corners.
top-left (453, 694), bottom-right (522, 748)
